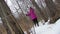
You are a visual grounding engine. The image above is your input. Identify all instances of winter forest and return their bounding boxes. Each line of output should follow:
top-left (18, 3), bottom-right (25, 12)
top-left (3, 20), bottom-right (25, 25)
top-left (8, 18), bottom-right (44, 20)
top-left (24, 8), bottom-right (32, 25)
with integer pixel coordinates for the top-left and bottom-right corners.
top-left (0, 0), bottom-right (60, 34)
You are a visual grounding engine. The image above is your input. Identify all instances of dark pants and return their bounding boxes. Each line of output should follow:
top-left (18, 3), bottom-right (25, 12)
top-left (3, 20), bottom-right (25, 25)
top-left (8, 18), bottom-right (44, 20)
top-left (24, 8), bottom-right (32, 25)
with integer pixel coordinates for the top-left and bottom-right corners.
top-left (33, 18), bottom-right (39, 26)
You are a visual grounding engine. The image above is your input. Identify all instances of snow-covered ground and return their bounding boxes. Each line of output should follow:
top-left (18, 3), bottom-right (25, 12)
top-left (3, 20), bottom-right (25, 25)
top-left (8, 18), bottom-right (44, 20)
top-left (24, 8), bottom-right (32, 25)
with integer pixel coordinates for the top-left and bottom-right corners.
top-left (30, 19), bottom-right (60, 34)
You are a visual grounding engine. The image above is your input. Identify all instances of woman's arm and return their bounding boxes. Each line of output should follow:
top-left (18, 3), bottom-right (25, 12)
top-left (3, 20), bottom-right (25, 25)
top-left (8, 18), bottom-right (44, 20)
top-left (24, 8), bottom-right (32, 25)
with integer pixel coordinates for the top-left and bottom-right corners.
top-left (26, 13), bottom-right (30, 16)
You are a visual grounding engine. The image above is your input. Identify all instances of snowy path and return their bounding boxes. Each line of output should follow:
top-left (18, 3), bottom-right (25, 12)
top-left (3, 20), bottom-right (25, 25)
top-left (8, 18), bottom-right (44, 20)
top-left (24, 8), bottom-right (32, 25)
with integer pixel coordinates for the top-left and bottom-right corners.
top-left (31, 19), bottom-right (60, 34)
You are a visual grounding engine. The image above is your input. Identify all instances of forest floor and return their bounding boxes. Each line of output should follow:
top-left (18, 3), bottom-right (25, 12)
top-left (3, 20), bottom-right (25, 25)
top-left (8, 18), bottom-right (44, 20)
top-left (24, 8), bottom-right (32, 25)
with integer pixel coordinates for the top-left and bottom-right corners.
top-left (30, 19), bottom-right (60, 34)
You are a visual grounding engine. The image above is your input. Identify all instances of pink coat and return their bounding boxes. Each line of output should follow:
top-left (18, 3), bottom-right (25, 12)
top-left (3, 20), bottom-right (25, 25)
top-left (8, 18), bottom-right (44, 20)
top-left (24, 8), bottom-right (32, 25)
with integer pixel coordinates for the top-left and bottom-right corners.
top-left (26, 7), bottom-right (37, 20)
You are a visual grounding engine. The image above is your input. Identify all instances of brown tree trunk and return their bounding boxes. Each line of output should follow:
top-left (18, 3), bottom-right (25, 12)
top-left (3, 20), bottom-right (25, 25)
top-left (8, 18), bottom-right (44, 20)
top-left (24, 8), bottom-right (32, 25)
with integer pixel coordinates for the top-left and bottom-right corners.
top-left (0, 0), bottom-right (24, 34)
top-left (45, 0), bottom-right (60, 23)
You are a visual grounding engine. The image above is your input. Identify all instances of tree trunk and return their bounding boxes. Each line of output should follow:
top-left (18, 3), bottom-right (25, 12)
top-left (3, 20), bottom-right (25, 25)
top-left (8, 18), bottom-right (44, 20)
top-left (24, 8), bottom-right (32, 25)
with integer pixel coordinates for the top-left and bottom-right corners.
top-left (45, 0), bottom-right (60, 23)
top-left (0, 0), bottom-right (24, 34)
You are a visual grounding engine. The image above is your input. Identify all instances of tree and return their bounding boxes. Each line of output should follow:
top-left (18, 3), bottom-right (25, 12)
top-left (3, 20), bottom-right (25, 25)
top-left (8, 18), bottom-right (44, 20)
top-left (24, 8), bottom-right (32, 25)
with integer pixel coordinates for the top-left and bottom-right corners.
top-left (0, 0), bottom-right (24, 34)
top-left (45, 0), bottom-right (60, 23)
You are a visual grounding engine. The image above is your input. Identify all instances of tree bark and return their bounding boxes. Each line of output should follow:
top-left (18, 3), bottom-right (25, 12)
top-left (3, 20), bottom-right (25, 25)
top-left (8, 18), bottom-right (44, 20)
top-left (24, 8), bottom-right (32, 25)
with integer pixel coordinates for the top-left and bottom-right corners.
top-left (0, 0), bottom-right (24, 34)
top-left (45, 0), bottom-right (60, 23)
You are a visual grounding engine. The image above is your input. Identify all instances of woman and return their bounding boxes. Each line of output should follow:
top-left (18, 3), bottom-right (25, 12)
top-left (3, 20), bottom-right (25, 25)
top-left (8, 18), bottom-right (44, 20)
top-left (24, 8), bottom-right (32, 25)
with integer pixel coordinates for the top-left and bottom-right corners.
top-left (26, 7), bottom-right (39, 26)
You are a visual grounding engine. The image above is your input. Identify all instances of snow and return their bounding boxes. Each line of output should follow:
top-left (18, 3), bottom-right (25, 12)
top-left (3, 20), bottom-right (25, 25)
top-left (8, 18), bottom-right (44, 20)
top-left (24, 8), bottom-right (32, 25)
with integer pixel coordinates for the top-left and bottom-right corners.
top-left (30, 19), bottom-right (60, 34)
top-left (0, 18), bottom-right (2, 24)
